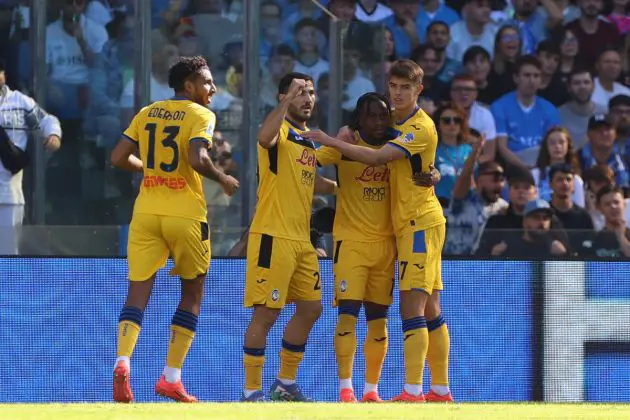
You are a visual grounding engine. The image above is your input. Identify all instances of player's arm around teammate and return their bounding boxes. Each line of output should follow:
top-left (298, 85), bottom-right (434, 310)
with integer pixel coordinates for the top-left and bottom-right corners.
top-left (242, 74), bottom-right (322, 402)
top-left (306, 60), bottom-right (453, 403)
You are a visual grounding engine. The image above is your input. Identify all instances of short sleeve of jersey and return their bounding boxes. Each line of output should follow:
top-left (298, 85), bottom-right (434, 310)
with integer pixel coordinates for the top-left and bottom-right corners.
top-left (388, 129), bottom-right (423, 158)
top-left (189, 108), bottom-right (216, 148)
top-left (316, 146), bottom-right (341, 166)
top-left (123, 112), bottom-right (141, 145)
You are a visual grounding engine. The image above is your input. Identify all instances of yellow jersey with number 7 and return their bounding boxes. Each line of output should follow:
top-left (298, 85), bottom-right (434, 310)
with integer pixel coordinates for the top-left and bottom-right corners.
top-left (387, 106), bottom-right (445, 236)
top-left (123, 97), bottom-right (216, 223)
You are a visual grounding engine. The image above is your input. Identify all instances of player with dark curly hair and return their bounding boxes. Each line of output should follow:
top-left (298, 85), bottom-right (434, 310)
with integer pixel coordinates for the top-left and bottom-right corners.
top-left (110, 55), bottom-right (239, 403)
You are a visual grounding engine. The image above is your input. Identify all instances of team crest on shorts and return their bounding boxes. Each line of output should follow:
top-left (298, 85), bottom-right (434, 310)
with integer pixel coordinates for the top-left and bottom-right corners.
top-left (271, 289), bottom-right (280, 302)
top-left (340, 280), bottom-right (347, 292)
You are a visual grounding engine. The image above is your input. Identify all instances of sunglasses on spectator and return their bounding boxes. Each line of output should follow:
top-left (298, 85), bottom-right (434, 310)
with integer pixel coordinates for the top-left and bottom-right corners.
top-left (480, 171), bottom-right (505, 181)
top-left (441, 116), bottom-right (462, 125)
top-left (501, 34), bottom-right (520, 43)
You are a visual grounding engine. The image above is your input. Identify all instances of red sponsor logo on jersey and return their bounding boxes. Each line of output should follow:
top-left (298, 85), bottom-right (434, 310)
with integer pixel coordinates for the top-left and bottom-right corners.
top-left (296, 149), bottom-right (317, 168)
top-left (355, 165), bottom-right (390, 183)
top-left (143, 175), bottom-right (187, 190)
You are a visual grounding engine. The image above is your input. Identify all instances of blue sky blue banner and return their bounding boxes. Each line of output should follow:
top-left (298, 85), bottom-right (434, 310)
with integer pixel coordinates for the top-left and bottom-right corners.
top-left (0, 258), bottom-right (534, 403)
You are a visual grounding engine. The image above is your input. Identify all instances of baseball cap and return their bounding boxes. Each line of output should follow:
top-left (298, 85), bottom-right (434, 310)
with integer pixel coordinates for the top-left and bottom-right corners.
top-left (508, 166), bottom-right (535, 187)
top-left (609, 94), bottom-right (630, 109)
top-left (588, 114), bottom-right (614, 131)
top-left (523, 199), bottom-right (554, 218)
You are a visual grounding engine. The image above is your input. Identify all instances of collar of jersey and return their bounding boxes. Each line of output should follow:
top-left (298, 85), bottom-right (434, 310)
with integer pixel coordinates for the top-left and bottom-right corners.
top-left (170, 96), bottom-right (190, 101)
top-left (395, 105), bottom-right (419, 126)
top-left (285, 117), bottom-right (306, 131)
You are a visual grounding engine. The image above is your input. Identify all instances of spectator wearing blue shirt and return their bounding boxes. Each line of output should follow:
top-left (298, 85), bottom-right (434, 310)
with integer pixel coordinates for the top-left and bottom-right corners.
top-left (384, 0), bottom-right (422, 58)
top-left (507, 0), bottom-right (562, 55)
top-left (417, 0), bottom-right (460, 41)
top-left (426, 21), bottom-right (461, 84)
top-left (434, 103), bottom-right (474, 207)
top-left (579, 114), bottom-right (630, 190)
top-left (491, 55), bottom-right (560, 169)
top-left (260, 1), bottom-right (283, 64)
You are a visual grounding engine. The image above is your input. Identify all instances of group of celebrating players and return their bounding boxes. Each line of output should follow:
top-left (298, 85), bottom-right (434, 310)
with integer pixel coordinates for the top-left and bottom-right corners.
top-left (108, 54), bottom-right (453, 404)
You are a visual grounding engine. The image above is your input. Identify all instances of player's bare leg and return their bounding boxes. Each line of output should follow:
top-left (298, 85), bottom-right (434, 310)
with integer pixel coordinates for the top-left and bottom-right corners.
top-left (242, 305), bottom-right (281, 401)
top-left (335, 300), bottom-right (362, 402)
top-left (269, 299), bottom-right (322, 402)
top-left (114, 275), bottom-right (156, 403)
top-left (362, 302), bottom-right (389, 403)
top-left (155, 273), bottom-right (206, 403)
top-left (391, 290), bottom-right (429, 403)
top-left (425, 292), bottom-right (453, 402)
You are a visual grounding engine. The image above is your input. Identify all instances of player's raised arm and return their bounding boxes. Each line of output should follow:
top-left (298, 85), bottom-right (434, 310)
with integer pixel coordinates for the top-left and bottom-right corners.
top-left (257, 78), bottom-right (309, 149)
top-left (305, 130), bottom-right (406, 166)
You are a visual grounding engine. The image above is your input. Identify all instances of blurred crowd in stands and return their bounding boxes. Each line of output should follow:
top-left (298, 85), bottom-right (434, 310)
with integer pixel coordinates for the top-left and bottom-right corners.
top-left (2, 0), bottom-right (630, 257)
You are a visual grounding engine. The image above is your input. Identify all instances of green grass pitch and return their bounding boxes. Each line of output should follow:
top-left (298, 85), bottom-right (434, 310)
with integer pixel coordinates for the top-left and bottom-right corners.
top-left (2, 403), bottom-right (630, 420)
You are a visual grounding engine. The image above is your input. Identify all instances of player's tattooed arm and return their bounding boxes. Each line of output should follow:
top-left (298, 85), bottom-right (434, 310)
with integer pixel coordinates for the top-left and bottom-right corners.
top-left (258, 79), bottom-right (308, 149)
top-left (111, 137), bottom-right (143, 172)
top-left (189, 139), bottom-right (240, 196)
top-left (314, 174), bottom-right (337, 195)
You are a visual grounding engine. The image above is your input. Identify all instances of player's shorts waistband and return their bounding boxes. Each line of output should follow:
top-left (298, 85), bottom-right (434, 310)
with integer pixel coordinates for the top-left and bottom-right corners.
top-left (248, 231), bottom-right (311, 243)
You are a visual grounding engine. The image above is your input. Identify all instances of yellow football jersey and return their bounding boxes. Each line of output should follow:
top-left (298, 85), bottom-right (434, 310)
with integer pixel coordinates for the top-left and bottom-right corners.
top-left (123, 98), bottom-right (215, 223)
top-left (250, 118), bottom-right (317, 241)
top-left (316, 132), bottom-right (393, 242)
top-left (388, 106), bottom-right (445, 236)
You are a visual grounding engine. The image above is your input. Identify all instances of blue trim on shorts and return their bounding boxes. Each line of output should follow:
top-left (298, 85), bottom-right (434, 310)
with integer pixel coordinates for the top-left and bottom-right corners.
top-left (412, 230), bottom-right (426, 253)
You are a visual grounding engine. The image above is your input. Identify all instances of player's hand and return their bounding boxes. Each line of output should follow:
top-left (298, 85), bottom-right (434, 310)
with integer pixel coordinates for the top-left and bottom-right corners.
top-left (286, 78), bottom-right (307, 100)
top-left (303, 130), bottom-right (334, 146)
top-left (315, 247), bottom-right (327, 257)
top-left (491, 241), bottom-right (507, 256)
top-left (220, 174), bottom-right (240, 196)
top-left (336, 126), bottom-right (357, 144)
top-left (413, 164), bottom-right (440, 187)
top-left (44, 135), bottom-right (61, 152)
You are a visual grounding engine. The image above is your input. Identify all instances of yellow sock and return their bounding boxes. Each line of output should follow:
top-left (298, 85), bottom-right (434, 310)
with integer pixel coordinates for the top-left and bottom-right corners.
top-left (278, 340), bottom-right (305, 381)
top-left (428, 317), bottom-right (450, 387)
top-left (364, 317), bottom-right (388, 385)
top-left (117, 320), bottom-right (141, 358)
top-left (243, 348), bottom-right (265, 391)
top-left (334, 314), bottom-right (358, 380)
top-left (403, 317), bottom-right (429, 386)
top-left (166, 325), bottom-right (195, 369)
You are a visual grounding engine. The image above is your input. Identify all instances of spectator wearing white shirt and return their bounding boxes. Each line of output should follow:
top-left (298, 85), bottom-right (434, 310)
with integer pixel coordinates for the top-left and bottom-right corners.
top-left (341, 42), bottom-right (376, 112)
top-left (355, 0), bottom-right (393, 22)
top-left (449, 73), bottom-right (497, 161)
top-left (119, 43), bottom-right (179, 122)
top-left (46, 0), bottom-right (108, 120)
top-left (591, 48), bottom-right (630, 111)
top-left (0, 64), bottom-right (61, 255)
top-left (293, 18), bottom-right (329, 89)
top-left (46, 0), bottom-right (108, 85)
top-left (85, 0), bottom-right (128, 27)
top-left (447, 0), bottom-right (497, 62)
